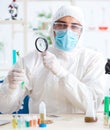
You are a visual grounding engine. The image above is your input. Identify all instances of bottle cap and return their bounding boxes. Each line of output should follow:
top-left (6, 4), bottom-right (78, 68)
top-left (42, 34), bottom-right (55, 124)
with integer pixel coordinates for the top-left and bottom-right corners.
top-left (39, 123), bottom-right (47, 128)
top-left (13, 115), bottom-right (15, 118)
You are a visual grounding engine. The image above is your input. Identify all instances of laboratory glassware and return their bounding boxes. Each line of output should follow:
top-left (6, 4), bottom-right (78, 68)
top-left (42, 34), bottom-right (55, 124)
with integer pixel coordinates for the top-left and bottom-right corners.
top-left (98, 7), bottom-right (108, 31)
top-left (88, 9), bottom-right (96, 31)
top-left (84, 93), bottom-right (97, 122)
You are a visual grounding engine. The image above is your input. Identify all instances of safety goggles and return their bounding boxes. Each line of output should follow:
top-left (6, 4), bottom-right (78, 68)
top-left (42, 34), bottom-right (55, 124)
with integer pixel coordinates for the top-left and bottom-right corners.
top-left (53, 22), bottom-right (83, 33)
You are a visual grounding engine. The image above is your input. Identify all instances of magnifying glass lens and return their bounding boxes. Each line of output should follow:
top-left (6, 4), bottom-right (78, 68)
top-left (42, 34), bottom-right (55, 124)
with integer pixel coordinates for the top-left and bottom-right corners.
top-left (37, 39), bottom-right (46, 51)
top-left (35, 37), bottom-right (48, 52)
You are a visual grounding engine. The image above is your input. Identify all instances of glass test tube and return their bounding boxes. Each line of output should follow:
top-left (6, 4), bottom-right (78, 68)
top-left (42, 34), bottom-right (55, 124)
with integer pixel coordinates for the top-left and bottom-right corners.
top-left (98, 7), bottom-right (108, 31)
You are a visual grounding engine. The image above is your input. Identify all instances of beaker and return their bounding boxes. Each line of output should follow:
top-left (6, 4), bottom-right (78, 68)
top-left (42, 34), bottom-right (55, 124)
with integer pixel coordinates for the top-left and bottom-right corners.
top-left (85, 97), bottom-right (97, 122)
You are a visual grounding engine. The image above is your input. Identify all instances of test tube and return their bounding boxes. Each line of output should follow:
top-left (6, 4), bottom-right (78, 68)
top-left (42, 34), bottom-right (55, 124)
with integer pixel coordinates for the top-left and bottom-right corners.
top-left (17, 52), bottom-right (25, 90)
top-left (12, 49), bottom-right (17, 65)
top-left (98, 7), bottom-right (108, 31)
top-left (88, 9), bottom-right (96, 31)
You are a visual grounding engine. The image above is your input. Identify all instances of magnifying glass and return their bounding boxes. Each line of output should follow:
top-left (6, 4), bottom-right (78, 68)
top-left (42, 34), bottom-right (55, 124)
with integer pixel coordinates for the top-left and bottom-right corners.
top-left (35, 37), bottom-right (48, 52)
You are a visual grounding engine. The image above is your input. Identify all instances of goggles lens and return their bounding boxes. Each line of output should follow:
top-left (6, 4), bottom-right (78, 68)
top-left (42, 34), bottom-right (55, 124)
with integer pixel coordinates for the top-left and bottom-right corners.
top-left (53, 22), bottom-right (83, 33)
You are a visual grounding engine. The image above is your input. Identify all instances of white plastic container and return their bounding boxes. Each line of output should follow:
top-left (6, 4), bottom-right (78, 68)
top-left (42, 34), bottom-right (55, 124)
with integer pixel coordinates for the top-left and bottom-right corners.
top-left (39, 101), bottom-right (46, 124)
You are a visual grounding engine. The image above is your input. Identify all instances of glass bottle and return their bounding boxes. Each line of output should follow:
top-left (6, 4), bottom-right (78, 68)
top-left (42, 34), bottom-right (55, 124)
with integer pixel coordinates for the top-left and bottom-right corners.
top-left (12, 115), bottom-right (17, 128)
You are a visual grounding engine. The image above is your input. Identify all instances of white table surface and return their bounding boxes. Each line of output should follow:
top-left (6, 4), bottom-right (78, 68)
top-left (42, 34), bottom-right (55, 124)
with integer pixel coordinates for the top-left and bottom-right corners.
top-left (0, 113), bottom-right (108, 130)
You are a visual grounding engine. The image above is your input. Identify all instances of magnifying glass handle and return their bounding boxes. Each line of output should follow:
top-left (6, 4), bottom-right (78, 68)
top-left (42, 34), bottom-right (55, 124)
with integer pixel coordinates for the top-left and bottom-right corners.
top-left (42, 51), bottom-right (47, 56)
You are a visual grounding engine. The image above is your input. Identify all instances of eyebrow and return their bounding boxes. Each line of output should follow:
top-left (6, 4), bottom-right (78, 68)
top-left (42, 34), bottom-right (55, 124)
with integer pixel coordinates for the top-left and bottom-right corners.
top-left (55, 20), bottom-right (82, 26)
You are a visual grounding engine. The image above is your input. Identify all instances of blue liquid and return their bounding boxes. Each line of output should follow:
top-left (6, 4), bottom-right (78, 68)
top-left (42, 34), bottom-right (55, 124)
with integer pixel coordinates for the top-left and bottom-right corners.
top-left (12, 50), bottom-right (17, 64)
top-left (25, 120), bottom-right (30, 127)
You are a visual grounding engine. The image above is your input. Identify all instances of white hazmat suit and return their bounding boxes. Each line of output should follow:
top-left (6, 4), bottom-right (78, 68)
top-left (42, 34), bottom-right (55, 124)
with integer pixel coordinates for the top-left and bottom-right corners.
top-left (0, 5), bottom-right (106, 114)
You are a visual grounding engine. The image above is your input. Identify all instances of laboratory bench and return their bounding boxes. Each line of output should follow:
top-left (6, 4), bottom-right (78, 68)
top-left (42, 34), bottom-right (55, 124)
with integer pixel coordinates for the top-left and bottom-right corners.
top-left (0, 113), bottom-right (108, 130)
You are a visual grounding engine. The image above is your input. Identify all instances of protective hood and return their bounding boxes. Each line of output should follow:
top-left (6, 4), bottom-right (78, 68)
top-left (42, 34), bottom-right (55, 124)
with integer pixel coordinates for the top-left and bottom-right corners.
top-left (49, 5), bottom-right (85, 52)
top-left (52, 5), bottom-right (84, 26)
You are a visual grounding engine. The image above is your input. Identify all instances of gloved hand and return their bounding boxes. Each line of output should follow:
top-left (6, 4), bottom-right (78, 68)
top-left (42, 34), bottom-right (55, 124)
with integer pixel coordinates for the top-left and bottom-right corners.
top-left (42, 51), bottom-right (68, 78)
top-left (8, 68), bottom-right (26, 89)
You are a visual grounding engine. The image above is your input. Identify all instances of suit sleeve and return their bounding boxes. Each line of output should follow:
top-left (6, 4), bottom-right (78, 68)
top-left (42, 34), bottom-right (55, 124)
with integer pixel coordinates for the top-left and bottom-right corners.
top-left (58, 53), bottom-right (106, 112)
